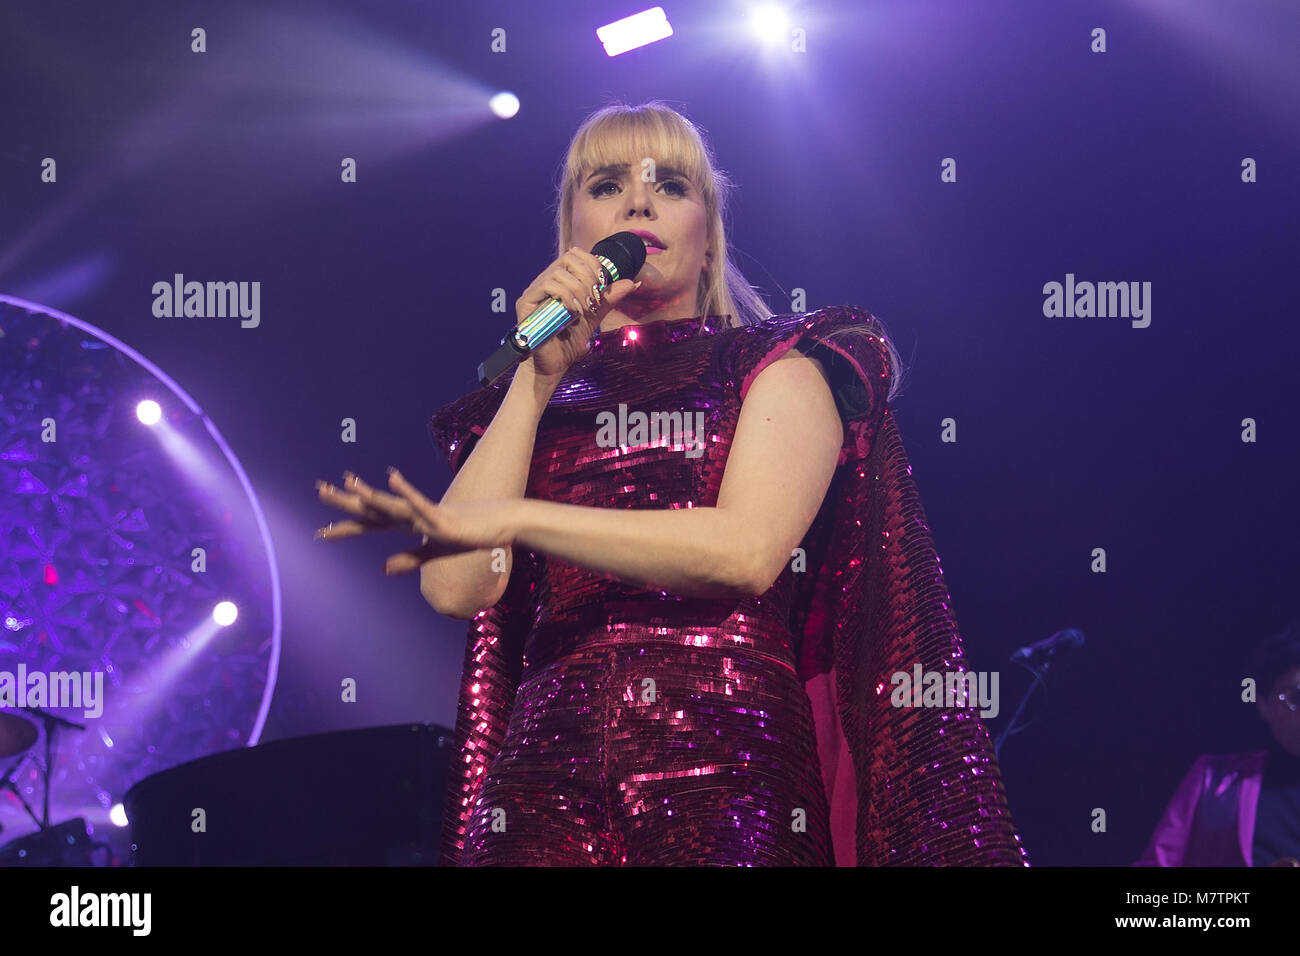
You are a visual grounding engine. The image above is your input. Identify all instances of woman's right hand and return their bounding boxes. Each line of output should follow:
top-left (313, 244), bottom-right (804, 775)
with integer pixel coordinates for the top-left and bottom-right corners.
top-left (515, 246), bottom-right (640, 380)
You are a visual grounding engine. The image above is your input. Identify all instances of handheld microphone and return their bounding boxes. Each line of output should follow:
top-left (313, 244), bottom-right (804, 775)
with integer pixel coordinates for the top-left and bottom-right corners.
top-left (477, 231), bottom-right (647, 385)
top-left (1010, 628), bottom-right (1085, 665)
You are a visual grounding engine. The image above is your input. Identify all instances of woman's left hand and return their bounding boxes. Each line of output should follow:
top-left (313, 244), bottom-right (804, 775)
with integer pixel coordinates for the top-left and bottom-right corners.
top-left (315, 468), bottom-right (519, 574)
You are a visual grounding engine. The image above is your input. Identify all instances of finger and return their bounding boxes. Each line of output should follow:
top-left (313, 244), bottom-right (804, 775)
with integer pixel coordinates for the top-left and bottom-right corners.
top-left (317, 481), bottom-right (391, 522)
top-left (343, 472), bottom-right (414, 521)
top-left (537, 279), bottom-right (580, 317)
top-left (314, 519), bottom-right (372, 541)
top-left (561, 254), bottom-right (602, 310)
top-left (595, 278), bottom-right (639, 312)
top-left (383, 537), bottom-right (464, 574)
top-left (385, 467), bottom-right (436, 510)
top-left (547, 270), bottom-right (590, 316)
top-left (383, 549), bottom-right (423, 575)
top-left (601, 278), bottom-right (639, 308)
top-left (566, 247), bottom-right (604, 292)
top-left (570, 250), bottom-right (614, 310)
top-left (385, 470), bottom-right (454, 542)
top-left (516, 283), bottom-right (547, 318)
top-left (398, 500), bottom-right (471, 554)
top-left (383, 541), bottom-right (438, 574)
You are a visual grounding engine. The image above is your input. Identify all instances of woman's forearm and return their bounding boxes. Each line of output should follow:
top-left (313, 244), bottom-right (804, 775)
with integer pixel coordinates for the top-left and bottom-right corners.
top-left (421, 359), bottom-right (559, 617)
top-left (510, 498), bottom-right (765, 600)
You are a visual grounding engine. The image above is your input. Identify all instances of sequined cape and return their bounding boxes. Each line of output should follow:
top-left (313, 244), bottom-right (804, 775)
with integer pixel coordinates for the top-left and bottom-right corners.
top-left (428, 305), bottom-right (1029, 866)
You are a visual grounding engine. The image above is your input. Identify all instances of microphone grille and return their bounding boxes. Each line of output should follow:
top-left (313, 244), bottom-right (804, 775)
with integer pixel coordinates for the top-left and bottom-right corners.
top-left (592, 232), bottom-right (647, 282)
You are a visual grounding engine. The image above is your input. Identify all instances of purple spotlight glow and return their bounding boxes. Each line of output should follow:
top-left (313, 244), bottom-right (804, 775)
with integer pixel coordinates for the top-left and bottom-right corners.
top-left (213, 601), bottom-right (238, 627)
top-left (596, 7), bottom-right (673, 57)
top-left (136, 399), bottom-right (162, 425)
top-left (489, 91), bottom-right (519, 119)
top-left (751, 5), bottom-right (790, 43)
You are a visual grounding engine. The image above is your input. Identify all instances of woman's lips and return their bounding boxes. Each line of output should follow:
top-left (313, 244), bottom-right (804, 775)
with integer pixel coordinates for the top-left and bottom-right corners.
top-left (644, 246), bottom-right (663, 255)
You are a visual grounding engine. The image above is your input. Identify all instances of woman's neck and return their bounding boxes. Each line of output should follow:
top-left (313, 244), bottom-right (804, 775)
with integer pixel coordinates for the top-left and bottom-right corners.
top-left (598, 294), bottom-right (703, 333)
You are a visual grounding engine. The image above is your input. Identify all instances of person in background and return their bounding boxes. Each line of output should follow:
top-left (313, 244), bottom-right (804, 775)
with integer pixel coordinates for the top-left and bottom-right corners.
top-left (1136, 619), bottom-right (1300, 866)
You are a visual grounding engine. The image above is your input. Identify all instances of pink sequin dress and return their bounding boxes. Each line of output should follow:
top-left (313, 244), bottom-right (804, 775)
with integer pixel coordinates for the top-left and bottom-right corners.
top-left (429, 305), bottom-right (1028, 866)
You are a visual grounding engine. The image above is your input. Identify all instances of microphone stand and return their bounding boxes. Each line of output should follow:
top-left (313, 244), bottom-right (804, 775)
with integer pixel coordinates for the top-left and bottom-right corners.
top-left (0, 754), bottom-right (42, 831)
top-left (22, 707), bottom-right (86, 829)
top-left (994, 657), bottom-right (1052, 760)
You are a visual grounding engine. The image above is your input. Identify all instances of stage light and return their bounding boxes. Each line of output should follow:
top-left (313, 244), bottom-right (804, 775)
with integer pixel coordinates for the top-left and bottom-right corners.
top-left (1, 295), bottom-right (282, 860)
top-left (751, 4), bottom-right (790, 43)
top-left (110, 803), bottom-right (129, 827)
top-left (597, 7), bottom-right (673, 57)
top-left (136, 399), bottom-right (162, 425)
top-left (489, 91), bottom-right (519, 119)
top-left (213, 601), bottom-right (238, 626)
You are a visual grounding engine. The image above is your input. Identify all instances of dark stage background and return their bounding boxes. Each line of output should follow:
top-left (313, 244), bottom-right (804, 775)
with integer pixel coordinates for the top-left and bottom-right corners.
top-left (1, 0), bottom-right (1296, 866)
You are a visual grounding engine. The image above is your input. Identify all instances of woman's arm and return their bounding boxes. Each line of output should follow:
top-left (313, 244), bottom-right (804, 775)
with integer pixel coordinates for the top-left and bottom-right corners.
top-left (420, 358), bottom-right (559, 618)
top-left (509, 351), bottom-right (845, 599)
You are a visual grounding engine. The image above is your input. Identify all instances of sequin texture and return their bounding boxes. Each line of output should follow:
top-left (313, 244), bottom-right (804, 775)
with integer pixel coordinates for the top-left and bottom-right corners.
top-left (429, 306), bottom-right (1029, 866)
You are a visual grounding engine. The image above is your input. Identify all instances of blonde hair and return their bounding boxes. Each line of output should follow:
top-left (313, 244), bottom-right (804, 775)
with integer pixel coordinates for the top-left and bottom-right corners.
top-left (554, 100), bottom-right (904, 402)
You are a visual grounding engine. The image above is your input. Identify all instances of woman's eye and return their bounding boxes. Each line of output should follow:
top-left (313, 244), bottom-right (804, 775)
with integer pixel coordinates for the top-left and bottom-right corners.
top-left (587, 179), bottom-right (688, 197)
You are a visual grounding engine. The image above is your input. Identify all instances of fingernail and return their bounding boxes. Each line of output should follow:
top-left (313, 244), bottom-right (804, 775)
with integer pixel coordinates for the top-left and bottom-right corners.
top-left (633, 281), bottom-right (643, 289)
top-left (387, 466), bottom-right (397, 476)
top-left (314, 527), bottom-right (327, 540)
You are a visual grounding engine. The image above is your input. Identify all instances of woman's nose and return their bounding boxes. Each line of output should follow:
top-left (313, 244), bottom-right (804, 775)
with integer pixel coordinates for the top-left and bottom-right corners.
top-left (623, 181), bottom-right (655, 213)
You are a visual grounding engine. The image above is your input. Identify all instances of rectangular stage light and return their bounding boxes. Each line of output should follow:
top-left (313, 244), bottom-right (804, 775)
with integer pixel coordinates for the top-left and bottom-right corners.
top-left (597, 7), bottom-right (674, 57)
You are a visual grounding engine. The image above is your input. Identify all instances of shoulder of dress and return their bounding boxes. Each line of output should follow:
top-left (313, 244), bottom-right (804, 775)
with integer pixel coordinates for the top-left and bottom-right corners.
top-left (428, 373), bottom-right (517, 453)
top-left (739, 304), bottom-right (882, 334)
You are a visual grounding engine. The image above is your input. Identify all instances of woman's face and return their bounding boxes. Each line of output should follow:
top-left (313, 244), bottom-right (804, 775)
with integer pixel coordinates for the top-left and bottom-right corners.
top-left (1260, 665), bottom-right (1300, 756)
top-left (570, 150), bottom-right (710, 320)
